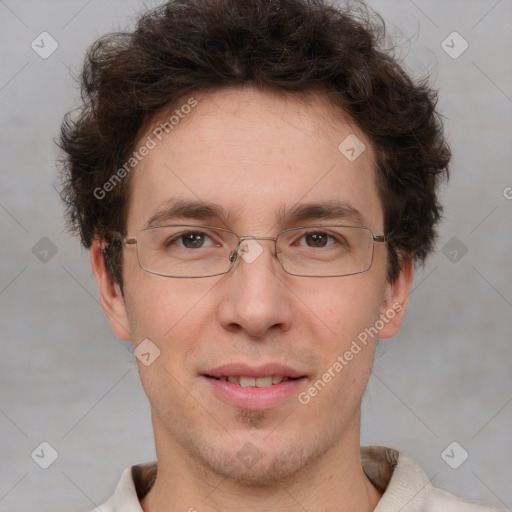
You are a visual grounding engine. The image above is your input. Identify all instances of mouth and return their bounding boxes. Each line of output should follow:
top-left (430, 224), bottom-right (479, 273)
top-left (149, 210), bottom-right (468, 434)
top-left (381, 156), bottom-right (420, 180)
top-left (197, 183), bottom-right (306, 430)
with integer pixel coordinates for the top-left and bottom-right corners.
top-left (205, 375), bottom-right (301, 387)
top-left (201, 363), bottom-right (308, 410)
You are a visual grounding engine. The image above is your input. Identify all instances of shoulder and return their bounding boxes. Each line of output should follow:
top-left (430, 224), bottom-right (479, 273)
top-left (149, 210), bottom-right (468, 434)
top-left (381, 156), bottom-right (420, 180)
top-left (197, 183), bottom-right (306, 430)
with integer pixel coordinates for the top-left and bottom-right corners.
top-left (362, 446), bottom-right (506, 512)
top-left (86, 461), bottom-right (157, 512)
top-left (425, 486), bottom-right (506, 511)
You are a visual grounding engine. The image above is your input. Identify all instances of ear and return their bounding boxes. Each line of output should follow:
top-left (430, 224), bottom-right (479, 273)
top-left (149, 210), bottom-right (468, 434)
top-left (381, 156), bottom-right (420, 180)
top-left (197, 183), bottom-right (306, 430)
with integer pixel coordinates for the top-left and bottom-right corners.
top-left (90, 238), bottom-right (132, 341)
top-left (377, 259), bottom-right (414, 340)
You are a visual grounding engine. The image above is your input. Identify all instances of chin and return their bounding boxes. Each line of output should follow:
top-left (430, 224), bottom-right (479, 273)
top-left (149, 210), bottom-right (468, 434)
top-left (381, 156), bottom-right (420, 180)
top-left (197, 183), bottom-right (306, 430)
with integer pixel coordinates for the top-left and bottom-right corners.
top-left (199, 442), bottom-right (310, 487)
top-left (185, 427), bottom-right (337, 488)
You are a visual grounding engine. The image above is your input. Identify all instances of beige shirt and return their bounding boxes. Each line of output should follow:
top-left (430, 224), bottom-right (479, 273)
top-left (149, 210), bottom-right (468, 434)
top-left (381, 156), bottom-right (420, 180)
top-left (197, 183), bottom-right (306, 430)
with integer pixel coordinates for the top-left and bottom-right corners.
top-left (91, 446), bottom-right (504, 511)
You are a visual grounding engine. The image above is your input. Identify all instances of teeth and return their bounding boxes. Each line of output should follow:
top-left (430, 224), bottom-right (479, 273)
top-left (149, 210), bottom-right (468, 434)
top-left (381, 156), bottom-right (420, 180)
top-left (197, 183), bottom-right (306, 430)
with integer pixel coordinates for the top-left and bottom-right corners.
top-left (239, 377), bottom-right (256, 387)
top-left (220, 376), bottom-right (291, 387)
top-left (256, 376), bottom-right (273, 387)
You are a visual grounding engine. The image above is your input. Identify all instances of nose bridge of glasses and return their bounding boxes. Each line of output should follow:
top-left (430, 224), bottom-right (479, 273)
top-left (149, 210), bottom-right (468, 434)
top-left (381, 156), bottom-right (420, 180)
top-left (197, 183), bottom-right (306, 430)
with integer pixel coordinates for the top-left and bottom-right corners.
top-left (236, 235), bottom-right (278, 253)
top-left (238, 235), bottom-right (277, 243)
top-left (230, 235), bottom-right (279, 265)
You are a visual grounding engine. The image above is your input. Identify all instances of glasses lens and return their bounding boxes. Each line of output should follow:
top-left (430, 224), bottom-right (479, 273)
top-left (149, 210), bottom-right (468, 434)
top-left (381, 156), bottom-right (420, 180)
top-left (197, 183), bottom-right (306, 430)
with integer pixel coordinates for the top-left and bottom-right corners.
top-left (277, 226), bottom-right (374, 276)
top-left (136, 225), bottom-right (237, 277)
top-left (133, 225), bottom-right (376, 278)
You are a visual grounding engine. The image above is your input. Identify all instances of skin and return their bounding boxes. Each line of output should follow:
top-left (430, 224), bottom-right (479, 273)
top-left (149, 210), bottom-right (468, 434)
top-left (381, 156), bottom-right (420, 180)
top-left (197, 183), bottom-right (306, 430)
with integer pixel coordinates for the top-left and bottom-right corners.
top-left (91, 86), bottom-right (413, 512)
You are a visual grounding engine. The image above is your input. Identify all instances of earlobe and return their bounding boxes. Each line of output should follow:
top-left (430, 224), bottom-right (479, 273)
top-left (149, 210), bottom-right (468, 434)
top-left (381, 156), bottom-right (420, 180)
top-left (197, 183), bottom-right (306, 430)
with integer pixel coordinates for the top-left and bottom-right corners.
top-left (90, 238), bottom-right (132, 341)
top-left (378, 260), bottom-right (414, 340)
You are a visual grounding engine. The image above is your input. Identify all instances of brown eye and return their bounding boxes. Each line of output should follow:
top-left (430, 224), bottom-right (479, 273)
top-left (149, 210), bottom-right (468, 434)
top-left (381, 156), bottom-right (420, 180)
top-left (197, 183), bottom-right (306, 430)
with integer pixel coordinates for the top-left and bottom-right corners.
top-left (180, 232), bottom-right (207, 249)
top-left (163, 230), bottom-right (217, 250)
top-left (304, 232), bottom-right (329, 247)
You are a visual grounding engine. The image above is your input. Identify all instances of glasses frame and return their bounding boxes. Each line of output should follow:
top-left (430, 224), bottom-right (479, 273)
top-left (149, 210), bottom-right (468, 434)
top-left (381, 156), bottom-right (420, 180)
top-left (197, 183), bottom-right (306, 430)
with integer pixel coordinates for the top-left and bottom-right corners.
top-left (117, 224), bottom-right (387, 278)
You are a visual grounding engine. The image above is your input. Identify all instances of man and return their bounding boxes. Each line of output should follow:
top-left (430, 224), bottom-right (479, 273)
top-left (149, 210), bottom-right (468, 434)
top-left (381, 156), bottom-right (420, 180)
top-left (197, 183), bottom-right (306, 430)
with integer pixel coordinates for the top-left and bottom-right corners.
top-left (58, 0), bottom-right (503, 510)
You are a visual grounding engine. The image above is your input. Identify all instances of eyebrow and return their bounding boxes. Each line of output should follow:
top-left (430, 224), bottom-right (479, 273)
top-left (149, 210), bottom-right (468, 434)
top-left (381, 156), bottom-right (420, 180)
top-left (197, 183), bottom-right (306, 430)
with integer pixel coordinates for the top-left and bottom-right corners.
top-left (145, 198), bottom-right (366, 228)
top-left (277, 200), bottom-right (365, 226)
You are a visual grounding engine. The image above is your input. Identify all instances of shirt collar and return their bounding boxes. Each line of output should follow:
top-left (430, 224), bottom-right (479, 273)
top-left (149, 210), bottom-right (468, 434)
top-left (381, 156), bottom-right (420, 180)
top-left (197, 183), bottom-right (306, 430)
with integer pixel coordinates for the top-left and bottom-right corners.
top-left (362, 446), bottom-right (431, 511)
top-left (104, 446), bottom-right (431, 512)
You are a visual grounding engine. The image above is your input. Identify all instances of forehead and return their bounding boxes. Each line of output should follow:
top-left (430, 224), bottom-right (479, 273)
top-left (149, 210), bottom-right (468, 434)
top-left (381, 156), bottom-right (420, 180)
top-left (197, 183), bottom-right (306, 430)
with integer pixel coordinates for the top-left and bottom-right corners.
top-left (126, 87), bottom-right (383, 233)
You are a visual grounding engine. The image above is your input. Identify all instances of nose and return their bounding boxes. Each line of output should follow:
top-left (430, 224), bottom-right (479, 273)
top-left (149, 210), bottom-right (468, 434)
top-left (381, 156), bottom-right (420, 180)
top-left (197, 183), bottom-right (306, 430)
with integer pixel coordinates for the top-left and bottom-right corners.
top-left (216, 237), bottom-right (294, 339)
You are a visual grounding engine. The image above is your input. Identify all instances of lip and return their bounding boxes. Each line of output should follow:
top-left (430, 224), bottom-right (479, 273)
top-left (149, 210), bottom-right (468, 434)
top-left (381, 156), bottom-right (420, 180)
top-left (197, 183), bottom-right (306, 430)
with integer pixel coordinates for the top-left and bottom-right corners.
top-left (202, 363), bottom-right (308, 411)
top-left (204, 363), bottom-right (306, 379)
top-left (203, 375), bottom-right (307, 411)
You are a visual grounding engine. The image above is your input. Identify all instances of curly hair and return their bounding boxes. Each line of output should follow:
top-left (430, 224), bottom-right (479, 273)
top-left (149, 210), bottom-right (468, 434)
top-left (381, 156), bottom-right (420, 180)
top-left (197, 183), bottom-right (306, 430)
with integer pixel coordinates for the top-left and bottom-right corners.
top-left (58, 0), bottom-right (450, 287)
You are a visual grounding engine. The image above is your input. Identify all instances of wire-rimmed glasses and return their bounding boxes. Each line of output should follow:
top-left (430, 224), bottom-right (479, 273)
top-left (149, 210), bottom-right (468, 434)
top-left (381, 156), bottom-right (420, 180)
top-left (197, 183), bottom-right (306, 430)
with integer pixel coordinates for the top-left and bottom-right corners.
top-left (117, 224), bottom-right (386, 278)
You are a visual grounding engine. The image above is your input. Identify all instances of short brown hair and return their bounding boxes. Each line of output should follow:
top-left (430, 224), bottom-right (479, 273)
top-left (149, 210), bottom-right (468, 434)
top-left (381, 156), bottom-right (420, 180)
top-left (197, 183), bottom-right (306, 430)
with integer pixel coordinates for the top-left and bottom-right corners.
top-left (58, 0), bottom-right (450, 287)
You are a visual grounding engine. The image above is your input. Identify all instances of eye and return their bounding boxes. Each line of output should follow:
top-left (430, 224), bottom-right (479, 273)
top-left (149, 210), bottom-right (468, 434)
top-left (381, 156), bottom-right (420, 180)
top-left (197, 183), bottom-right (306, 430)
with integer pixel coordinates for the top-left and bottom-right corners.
top-left (287, 228), bottom-right (352, 251)
top-left (168, 231), bottom-right (218, 249)
top-left (301, 232), bottom-right (333, 248)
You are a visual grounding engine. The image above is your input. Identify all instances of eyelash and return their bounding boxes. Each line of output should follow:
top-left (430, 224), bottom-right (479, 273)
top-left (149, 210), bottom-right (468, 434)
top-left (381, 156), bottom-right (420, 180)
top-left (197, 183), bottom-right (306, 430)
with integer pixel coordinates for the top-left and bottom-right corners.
top-left (169, 230), bottom-right (343, 248)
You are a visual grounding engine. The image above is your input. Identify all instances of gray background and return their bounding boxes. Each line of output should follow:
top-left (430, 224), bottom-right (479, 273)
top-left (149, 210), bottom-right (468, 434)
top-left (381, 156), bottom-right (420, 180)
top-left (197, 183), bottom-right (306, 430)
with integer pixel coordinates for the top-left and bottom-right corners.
top-left (1, 0), bottom-right (511, 510)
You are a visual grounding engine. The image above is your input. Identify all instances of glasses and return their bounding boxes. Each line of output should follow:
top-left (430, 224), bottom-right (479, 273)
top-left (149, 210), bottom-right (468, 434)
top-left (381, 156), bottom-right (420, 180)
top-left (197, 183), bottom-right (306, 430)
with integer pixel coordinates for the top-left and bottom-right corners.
top-left (117, 224), bottom-right (386, 278)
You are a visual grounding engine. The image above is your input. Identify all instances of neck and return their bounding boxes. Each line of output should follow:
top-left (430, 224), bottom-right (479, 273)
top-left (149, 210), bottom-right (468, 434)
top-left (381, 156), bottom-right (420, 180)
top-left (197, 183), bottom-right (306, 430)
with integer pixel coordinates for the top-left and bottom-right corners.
top-left (141, 414), bottom-right (383, 512)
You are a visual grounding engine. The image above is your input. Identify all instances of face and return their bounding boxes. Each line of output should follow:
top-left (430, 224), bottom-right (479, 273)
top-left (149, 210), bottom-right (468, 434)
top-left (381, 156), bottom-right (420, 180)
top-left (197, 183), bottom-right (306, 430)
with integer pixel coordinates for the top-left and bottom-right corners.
top-left (93, 87), bottom-right (411, 485)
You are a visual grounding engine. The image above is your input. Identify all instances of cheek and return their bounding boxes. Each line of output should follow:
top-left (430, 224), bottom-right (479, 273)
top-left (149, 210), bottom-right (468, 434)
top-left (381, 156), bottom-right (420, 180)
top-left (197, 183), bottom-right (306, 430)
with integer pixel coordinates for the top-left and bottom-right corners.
top-left (301, 273), bottom-right (384, 349)
top-left (122, 258), bottom-right (213, 341)
top-left (298, 278), bottom-right (383, 417)
top-left (123, 277), bottom-right (210, 394)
